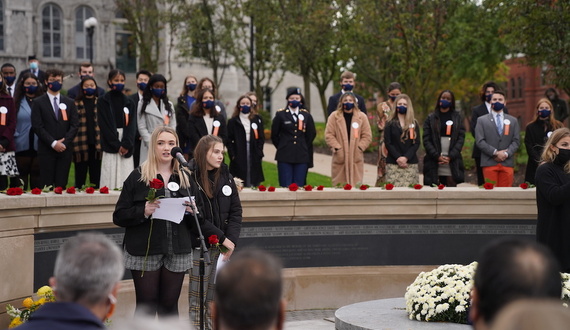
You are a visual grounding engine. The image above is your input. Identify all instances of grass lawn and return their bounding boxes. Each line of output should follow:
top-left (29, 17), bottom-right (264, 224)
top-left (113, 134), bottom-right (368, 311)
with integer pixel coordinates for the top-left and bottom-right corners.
top-left (259, 161), bottom-right (331, 187)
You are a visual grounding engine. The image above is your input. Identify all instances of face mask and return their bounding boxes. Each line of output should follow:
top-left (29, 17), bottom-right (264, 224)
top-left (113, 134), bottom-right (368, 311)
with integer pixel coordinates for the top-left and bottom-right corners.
top-left (555, 148), bottom-right (570, 166)
top-left (547, 94), bottom-right (555, 101)
top-left (48, 81), bottom-right (62, 92)
top-left (288, 100), bottom-right (301, 109)
top-left (151, 88), bottom-right (165, 98)
top-left (485, 94), bottom-right (492, 102)
top-left (343, 102), bottom-right (354, 110)
top-left (397, 105), bottom-right (407, 114)
top-left (83, 88), bottom-right (96, 96)
top-left (110, 83), bottom-right (125, 92)
top-left (203, 100), bottom-right (215, 109)
top-left (25, 85), bottom-right (38, 94)
top-left (30, 62), bottom-right (38, 70)
top-left (389, 95), bottom-right (397, 102)
top-left (240, 105), bottom-right (251, 114)
top-left (538, 109), bottom-right (551, 118)
top-left (439, 99), bottom-right (452, 109)
top-left (491, 102), bottom-right (504, 111)
top-left (137, 82), bottom-right (147, 91)
top-left (5, 76), bottom-right (16, 85)
top-left (342, 84), bottom-right (354, 91)
top-left (187, 83), bottom-right (197, 91)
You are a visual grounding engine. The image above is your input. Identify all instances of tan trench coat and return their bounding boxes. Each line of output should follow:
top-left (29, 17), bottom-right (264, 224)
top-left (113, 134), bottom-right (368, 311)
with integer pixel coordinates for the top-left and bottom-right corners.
top-left (325, 109), bottom-right (372, 186)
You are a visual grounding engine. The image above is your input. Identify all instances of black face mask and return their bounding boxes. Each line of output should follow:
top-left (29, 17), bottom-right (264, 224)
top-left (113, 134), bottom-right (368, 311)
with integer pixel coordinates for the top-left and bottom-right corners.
top-left (554, 148), bottom-right (570, 166)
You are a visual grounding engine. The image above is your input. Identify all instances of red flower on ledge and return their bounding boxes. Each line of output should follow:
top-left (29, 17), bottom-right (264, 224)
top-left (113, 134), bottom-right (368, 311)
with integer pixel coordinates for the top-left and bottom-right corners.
top-left (99, 186), bottom-right (109, 194)
top-left (54, 187), bottom-right (63, 194)
top-left (316, 185), bottom-right (324, 191)
top-left (6, 187), bottom-right (23, 195)
top-left (438, 184), bottom-right (445, 190)
top-left (85, 187), bottom-right (95, 194)
top-left (413, 184), bottom-right (423, 190)
top-left (359, 184), bottom-right (369, 190)
top-left (288, 183), bottom-right (299, 191)
top-left (385, 183), bottom-right (394, 190)
top-left (343, 184), bottom-right (352, 190)
top-left (483, 182), bottom-right (494, 190)
top-left (258, 185), bottom-right (267, 191)
top-left (66, 187), bottom-right (76, 194)
top-left (31, 188), bottom-right (42, 195)
top-left (268, 186), bottom-right (276, 192)
top-left (519, 183), bottom-right (529, 189)
top-left (304, 185), bottom-right (313, 191)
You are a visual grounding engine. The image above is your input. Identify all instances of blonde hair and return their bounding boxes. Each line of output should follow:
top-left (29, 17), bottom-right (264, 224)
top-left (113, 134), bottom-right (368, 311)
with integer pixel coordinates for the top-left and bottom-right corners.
top-left (540, 127), bottom-right (570, 173)
top-left (140, 126), bottom-right (190, 188)
top-left (333, 92), bottom-right (361, 116)
top-left (388, 94), bottom-right (417, 141)
top-left (194, 135), bottom-right (224, 198)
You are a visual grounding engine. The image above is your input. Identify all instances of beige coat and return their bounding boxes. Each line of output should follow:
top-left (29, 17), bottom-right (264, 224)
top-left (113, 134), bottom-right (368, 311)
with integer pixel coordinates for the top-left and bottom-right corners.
top-left (325, 109), bottom-right (372, 186)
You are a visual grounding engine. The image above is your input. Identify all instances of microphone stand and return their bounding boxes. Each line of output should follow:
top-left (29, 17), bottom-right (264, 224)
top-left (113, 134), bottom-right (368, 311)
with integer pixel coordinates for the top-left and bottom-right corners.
top-left (180, 164), bottom-right (210, 330)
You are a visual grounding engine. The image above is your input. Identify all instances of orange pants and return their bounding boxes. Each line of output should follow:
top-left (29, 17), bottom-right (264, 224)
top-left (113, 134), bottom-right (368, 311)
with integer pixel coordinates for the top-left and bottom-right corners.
top-left (483, 164), bottom-right (514, 187)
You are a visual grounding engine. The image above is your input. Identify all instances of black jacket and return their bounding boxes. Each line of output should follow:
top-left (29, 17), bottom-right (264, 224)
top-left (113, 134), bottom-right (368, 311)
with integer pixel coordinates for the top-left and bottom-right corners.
top-left (524, 120), bottom-right (554, 184)
top-left (327, 91), bottom-right (367, 117)
top-left (188, 161), bottom-right (242, 248)
top-left (175, 95), bottom-right (192, 152)
top-left (271, 108), bottom-right (316, 166)
top-left (384, 119), bottom-right (420, 164)
top-left (227, 114), bottom-right (265, 186)
top-left (422, 110), bottom-right (465, 185)
top-left (187, 113), bottom-right (228, 158)
top-left (31, 93), bottom-right (79, 152)
top-left (113, 168), bottom-right (197, 255)
top-left (535, 162), bottom-right (570, 272)
top-left (97, 90), bottom-right (136, 156)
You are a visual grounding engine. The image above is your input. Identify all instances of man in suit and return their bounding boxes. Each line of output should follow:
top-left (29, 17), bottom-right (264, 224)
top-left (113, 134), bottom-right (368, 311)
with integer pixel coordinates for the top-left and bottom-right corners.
top-left (475, 90), bottom-right (519, 187)
top-left (470, 81), bottom-right (508, 186)
top-left (32, 69), bottom-right (79, 188)
top-left (17, 55), bottom-right (47, 88)
top-left (1, 63), bottom-right (17, 97)
top-left (66, 63), bottom-right (105, 99)
top-left (129, 69), bottom-right (151, 167)
top-left (327, 71), bottom-right (367, 118)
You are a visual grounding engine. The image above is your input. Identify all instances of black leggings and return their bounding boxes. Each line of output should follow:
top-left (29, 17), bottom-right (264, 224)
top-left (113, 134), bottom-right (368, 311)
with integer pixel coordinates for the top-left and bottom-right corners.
top-left (131, 267), bottom-right (186, 317)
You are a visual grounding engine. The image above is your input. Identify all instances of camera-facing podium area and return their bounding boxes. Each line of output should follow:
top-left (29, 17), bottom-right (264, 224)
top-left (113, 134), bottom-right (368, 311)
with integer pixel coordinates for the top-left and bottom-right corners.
top-left (0, 187), bottom-right (537, 326)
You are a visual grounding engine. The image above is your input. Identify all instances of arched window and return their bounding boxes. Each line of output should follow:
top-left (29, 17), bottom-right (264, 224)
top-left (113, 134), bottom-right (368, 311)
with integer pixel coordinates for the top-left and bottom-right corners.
top-left (0, 1), bottom-right (5, 50)
top-left (510, 78), bottom-right (516, 99)
top-left (42, 4), bottom-right (62, 58)
top-left (75, 6), bottom-right (95, 60)
top-left (518, 77), bottom-right (523, 98)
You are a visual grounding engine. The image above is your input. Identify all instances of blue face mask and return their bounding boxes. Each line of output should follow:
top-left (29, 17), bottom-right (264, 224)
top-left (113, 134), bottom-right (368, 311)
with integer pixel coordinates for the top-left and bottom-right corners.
top-left (342, 84), bottom-right (354, 91)
top-left (25, 85), bottom-right (38, 94)
top-left (151, 88), bottom-right (165, 98)
top-left (240, 105), bottom-right (251, 114)
top-left (203, 100), bottom-right (215, 109)
top-left (485, 94), bottom-right (492, 102)
top-left (397, 105), bottom-right (407, 114)
top-left (0, 81), bottom-right (3, 89)
top-left (492, 102), bottom-right (504, 111)
top-left (439, 99), bottom-right (452, 109)
top-left (389, 95), bottom-right (397, 102)
top-left (111, 83), bottom-right (125, 92)
top-left (83, 88), bottom-right (96, 96)
top-left (5, 76), bottom-right (16, 85)
top-left (187, 83), bottom-right (197, 91)
top-left (47, 81), bottom-right (62, 92)
top-left (137, 82), bottom-right (147, 91)
top-left (343, 102), bottom-right (354, 110)
top-left (538, 109), bottom-right (551, 118)
top-left (288, 100), bottom-right (301, 109)
top-left (30, 62), bottom-right (38, 70)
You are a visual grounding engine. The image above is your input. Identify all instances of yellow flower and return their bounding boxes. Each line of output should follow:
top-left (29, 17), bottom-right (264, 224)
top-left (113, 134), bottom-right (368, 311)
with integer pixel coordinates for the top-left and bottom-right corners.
top-left (34, 298), bottom-right (46, 306)
top-left (36, 286), bottom-right (52, 297)
top-left (22, 297), bottom-right (34, 308)
top-left (9, 317), bottom-right (22, 328)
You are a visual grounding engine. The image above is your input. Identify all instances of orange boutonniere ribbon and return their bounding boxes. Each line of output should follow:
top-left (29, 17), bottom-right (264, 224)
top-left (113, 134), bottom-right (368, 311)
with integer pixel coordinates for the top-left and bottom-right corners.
top-left (445, 120), bottom-right (453, 135)
top-left (213, 120), bottom-right (221, 136)
top-left (123, 107), bottom-right (129, 126)
top-left (163, 114), bottom-right (170, 125)
top-left (409, 124), bottom-right (415, 140)
top-left (59, 103), bottom-right (68, 121)
top-left (252, 122), bottom-right (259, 139)
top-left (0, 106), bottom-right (7, 126)
top-left (352, 122), bottom-right (360, 139)
top-left (503, 119), bottom-right (511, 136)
top-left (298, 114), bottom-right (304, 131)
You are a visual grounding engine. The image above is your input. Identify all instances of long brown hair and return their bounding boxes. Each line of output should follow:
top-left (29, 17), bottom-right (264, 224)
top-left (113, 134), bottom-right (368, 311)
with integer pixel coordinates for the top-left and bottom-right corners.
top-left (194, 135), bottom-right (224, 198)
top-left (231, 95), bottom-right (256, 119)
top-left (527, 98), bottom-right (564, 131)
top-left (190, 88), bottom-right (218, 118)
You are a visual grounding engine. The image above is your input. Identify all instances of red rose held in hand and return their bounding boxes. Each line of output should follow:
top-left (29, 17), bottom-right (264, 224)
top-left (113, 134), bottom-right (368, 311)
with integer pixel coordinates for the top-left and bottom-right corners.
top-left (149, 179), bottom-right (164, 190)
top-left (85, 187), bottom-right (95, 194)
top-left (483, 182), bottom-right (494, 190)
top-left (99, 186), bottom-right (109, 194)
top-left (268, 186), bottom-right (276, 192)
top-left (54, 187), bottom-right (63, 194)
top-left (385, 183), bottom-right (394, 190)
top-left (31, 188), bottom-right (42, 195)
top-left (208, 235), bottom-right (219, 245)
top-left (288, 183), bottom-right (299, 191)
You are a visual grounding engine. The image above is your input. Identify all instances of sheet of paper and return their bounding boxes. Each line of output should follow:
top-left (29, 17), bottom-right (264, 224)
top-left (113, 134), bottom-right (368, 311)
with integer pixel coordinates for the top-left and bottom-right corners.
top-left (152, 197), bottom-right (190, 224)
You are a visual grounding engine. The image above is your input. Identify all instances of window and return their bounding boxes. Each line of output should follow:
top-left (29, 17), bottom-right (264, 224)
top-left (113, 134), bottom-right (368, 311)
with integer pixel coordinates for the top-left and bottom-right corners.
top-left (114, 11), bottom-right (137, 73)
top-left (0, 1), bottom-right (4, 50)
top-left (518, 77), bottom-right (523, 98)
top-left (75, 6), bottom-right (95, 60)
top-left (510, 78), bottom-right (516, 99)
top-left (42, 4), bottom-right (62, 58)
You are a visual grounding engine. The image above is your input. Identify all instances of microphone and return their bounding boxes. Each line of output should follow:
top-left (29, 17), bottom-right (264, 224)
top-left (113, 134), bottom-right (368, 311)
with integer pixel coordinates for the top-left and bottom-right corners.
top-left (170, 147), bottom-right (189, 167)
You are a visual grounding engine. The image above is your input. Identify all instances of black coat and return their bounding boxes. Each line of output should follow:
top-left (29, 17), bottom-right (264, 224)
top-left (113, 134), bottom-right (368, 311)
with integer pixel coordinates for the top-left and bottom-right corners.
top-left (187, 113), bottom-right (228, 158)
top-left (188, 161), bottom-right (242, 248)
top-left (175, 95), bottom-right (192, 152)
top-left (327, 91), bottom-right (367, 117)
top-left (227, 114), bottom-right (265, 186)
top-left (113, 168), bottom-right (198, 256)
top-left (535, 161), bottom-right (570, 272)
top-left (271, 108), bottom-right (316, 166)
top-left (384, 119), bottom-right (420, 164)
top-left (524, 120), bottom-right (554, 184)
top-left (97, 90), bottom-right (136, 156)
top-left (422, 110), bottom-right (465, 185)
top-left (31, 93), bottom-right (79, 152)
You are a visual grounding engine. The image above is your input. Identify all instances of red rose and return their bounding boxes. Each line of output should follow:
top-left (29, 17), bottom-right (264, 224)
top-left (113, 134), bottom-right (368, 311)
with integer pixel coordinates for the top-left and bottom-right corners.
top-left (54, 187), bottom-right (63, 194)
top-left (414, 184), bottom-right (423, 190)
top-left (385, 183), bottom-right (394, 190)
top-left (519, 183), bottom-right (529, 189)
top-left (359, 184), bottom-right (369, 190)
top-left (66, 187), bottom-right (76, 194)
top-left (99, 186), bottom-right (109, 194)
top-left (483, 182), bottom-right (494, 190)
top-left (6, 187), bottom-right (23, 196)
top-left (316, 185), bottom-right (324, 191)
top-left (438, 184), bottom-right (445, 190)
top-left (288, 183), bottom-right (299, 191)
top-left (268, 186), bottom-right (276, 192)
top-left (304, 185), bottom-right (313, 191)
top-left (85, 187), bottom-right (95, 194)
top-left (31, 188), bottom-right (42, 195)
top-left (344, 184), bottom-right (352, 190)
top-left (208, 235), bottom-right (219, 245)
top-left (149, 179), bottom-right (164, 190)
top-left (258, 185), bottom-right (267, 191)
